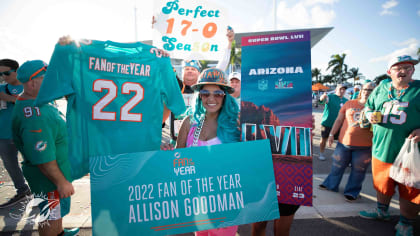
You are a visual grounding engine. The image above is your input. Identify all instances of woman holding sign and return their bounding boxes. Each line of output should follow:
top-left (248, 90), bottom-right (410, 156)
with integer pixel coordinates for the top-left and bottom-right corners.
top-left (162, 67), bottom-right (240, 235)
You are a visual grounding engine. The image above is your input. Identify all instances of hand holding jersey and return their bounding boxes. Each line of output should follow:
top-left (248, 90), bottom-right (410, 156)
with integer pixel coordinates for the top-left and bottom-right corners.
top-left (35, 39), bottom-right (186, 180)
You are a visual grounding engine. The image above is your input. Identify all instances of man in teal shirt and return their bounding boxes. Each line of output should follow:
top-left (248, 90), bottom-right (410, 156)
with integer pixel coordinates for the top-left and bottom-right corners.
top-left (318, 84), bottom-right (348, 160)
top-left (359, 55), bottom-right (420, 236)
top-left (12, 60), bottom-right (78, 236)
top-left (0, 59), bottom-right (31, 208)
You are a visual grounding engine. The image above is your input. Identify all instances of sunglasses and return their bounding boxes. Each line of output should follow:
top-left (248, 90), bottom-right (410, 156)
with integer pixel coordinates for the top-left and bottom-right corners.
top-left (0, 69), bottom-right (16, 76)
top-left (362, 89), bottom-right (373, 92)
top-left (199, 89), bottom-right (225, 99)
top-left (390, 65), bottom-right (413, 72)
top-left (29, 66), bottom-right (47, 81)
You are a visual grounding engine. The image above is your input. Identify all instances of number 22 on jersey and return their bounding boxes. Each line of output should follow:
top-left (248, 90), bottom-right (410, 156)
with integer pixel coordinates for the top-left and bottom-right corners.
top-left (92, 79), bottom-right (144, 122)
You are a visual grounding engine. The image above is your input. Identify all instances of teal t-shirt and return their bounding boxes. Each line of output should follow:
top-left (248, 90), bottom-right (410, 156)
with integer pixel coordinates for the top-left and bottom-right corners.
top-left (0, 84), bottom-right (23, 139)
top-left (12, 98), bottom-right (72, 194)
top-left (321, 94), bottom-right (348, 127)
top-left (35, 40), bottom-right (186, 179)
top-left (365, 79), bottom-right (420, 163)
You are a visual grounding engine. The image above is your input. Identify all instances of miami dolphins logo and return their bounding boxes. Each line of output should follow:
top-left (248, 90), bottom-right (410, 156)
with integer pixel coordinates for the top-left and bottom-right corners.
top-left (9, 193), bottom-right (54, 225)
top-left (35, 141), bottom-right (47, 152)
top-left (398, 55), bottom-right (410, 61)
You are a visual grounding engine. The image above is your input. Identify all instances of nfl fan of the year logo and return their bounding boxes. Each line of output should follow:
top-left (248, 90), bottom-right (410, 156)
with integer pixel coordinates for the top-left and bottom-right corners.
top-left (173, 152), bottom-right (196, 176)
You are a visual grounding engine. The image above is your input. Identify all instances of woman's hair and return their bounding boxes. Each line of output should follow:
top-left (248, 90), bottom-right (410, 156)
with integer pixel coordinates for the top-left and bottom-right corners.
top-left (0, 59), bottom-right (19, 70)
top-left (190, 86), bottom-right (240, 143)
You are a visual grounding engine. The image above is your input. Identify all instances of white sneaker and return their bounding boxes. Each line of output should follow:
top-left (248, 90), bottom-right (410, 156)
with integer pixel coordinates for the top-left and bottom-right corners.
top-left (318, 154), bottom-right (326, 161)
top-left (395, 222), bottom-right (413, 236)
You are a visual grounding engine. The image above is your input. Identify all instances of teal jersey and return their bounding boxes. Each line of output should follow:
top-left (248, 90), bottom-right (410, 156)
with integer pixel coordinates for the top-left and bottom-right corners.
top-left (11, 98), bottom-right (72, 194)
top-left (0, 84), bottom-right (23, 139)
top-left (366, 79), bottom-right (420, 163)
top-left (321, 94), bottom-right (348, 127)
top-left (35, 40), bottom-right (186, 179)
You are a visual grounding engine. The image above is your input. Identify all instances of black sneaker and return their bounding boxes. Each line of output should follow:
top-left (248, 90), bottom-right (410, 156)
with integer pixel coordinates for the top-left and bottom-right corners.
top-left (0, 189), bottom-right (31, 208)
top-left (318, 184), bottom-right (328, 190)
top-left (344, 195), bottom-right (357, 202)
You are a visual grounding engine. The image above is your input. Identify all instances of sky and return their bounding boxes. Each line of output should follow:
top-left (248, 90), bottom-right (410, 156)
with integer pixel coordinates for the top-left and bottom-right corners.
top-left (0, 0), bottom-right (419, 81)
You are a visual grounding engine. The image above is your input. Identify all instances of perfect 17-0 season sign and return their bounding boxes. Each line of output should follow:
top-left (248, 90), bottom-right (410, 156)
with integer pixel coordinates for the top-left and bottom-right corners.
top-left (153, 0), bottom-right (228, 60)
top-left (90, 140), bottom-right (279, 235)
top-left (240, 31), bottom-right (313, 206)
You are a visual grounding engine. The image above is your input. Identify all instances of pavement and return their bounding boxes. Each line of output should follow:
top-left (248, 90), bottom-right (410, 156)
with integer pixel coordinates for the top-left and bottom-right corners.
top-left (0, 105), bottom-right (418, 235)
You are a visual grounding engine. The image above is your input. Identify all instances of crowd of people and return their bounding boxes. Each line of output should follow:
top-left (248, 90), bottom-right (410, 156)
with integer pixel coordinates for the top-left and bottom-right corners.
top-left (0, 29), bottom-right (419, 236)
top-left (317, 55), bottom-right (419, 236)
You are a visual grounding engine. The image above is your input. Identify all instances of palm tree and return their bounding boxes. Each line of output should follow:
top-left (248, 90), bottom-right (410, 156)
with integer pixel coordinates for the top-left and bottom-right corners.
top-left (327, 54), bottom-right (348, 84)
top-left (348, 67), bottom-right (362, 86)
top-left (322, 75), bottom-right (334, 85)
top-left (199, 60), bottom-right (211, 70)
top-left (311, 68), bottom-right (322, 84)
top-left (417, 48), bottom-right (420, 60)
top-left (230, 41), bottom-right (241, 65)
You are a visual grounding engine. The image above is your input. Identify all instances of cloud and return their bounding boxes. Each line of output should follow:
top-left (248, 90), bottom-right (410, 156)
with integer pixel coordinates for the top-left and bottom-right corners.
top-left (276, 1), bottom-right (336, 28)
top-left (0, 27), bottom-right (48, 63)
top-left (303, 0), bottom-right (338, 6)
top-left (369, 38), bottom-right (418, 63)
top-left (380, 0), bottom-right (398, 16)
top-left (249, 18), bottom-right (271, 32)
top-left (311, 6), bottom-right (336, 26)
top-left (418, 9), bottom-right (420, 16)
top-left (395, 38), bottom-right (418, 47)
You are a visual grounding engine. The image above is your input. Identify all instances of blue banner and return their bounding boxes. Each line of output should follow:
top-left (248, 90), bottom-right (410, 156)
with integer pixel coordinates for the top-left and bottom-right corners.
top-left (90, 139), bottom-right (279, 235)
top-left (241, 32), bottom-right (313, 206)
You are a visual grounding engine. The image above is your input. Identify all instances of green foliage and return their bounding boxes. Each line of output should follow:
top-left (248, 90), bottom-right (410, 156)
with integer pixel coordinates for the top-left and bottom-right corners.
top-left (322, 75), bottom-right (334, 84)
top-left (348, 67), bottom-right (363, 86)
top-left (230, 40), bottom-right (241, 66)
top-left (311, 68), bottom-right (321, 84)
top-left (374, 74), bottom-right (391, 85)
top-left (327, 53), bottom-right (348, 84)
top-left (417, 47), bottom-right (420, 60)
top-left (199, 60), bottom-right (210, 70)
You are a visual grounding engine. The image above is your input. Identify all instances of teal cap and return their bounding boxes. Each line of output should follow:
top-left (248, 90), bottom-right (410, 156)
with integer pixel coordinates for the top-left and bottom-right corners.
top-left (182, 60), bottom-right (201, 72)
top-left (17, 60), bottom-right (48, 83)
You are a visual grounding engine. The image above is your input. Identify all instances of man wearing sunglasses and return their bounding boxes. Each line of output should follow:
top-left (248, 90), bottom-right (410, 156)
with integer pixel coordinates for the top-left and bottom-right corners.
top-left (0, 59), bottom-right (31, 208)
top-left (11, 60), bottom-right (79, 236)
top-left (359, 55), bottom-right (420, 236)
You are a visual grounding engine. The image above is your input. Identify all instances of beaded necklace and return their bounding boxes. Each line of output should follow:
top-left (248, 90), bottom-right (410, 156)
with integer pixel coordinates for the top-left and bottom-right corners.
top-left (192, 116), bottom-right (205, 147)
top-left (388, 82), bottom-right (409, 102)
